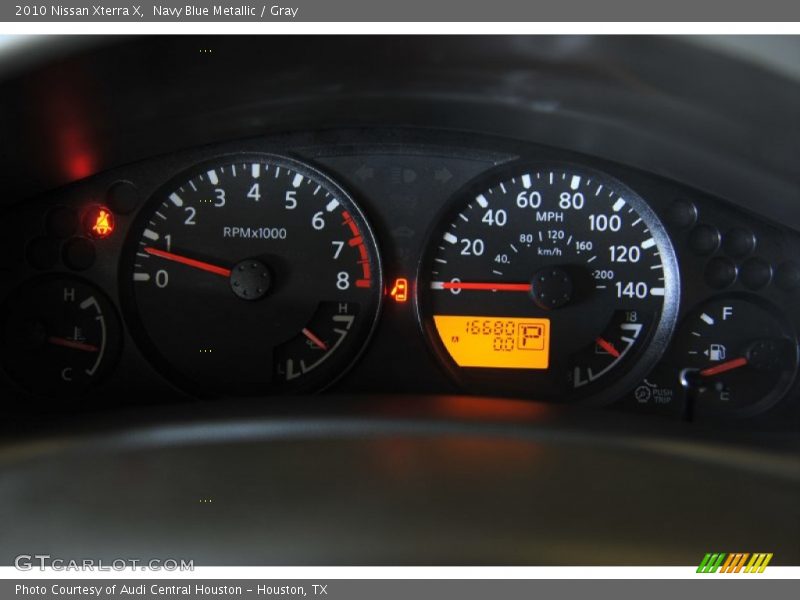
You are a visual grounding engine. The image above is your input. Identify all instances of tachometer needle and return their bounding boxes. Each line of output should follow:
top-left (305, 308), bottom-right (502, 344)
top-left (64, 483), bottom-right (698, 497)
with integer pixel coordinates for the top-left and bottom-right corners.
top-left (699, 357), bottom-right (748, 377)
top-left (595, 337), bottom-right (621, 358)
top-left (47, 336), bottom-right (99, 353)
top-left (144, 247), bottom-right (232, 277)
top-left (302, 328), bottom-right (329, 351)
top-left (440, 281), bottom-right (531, 292)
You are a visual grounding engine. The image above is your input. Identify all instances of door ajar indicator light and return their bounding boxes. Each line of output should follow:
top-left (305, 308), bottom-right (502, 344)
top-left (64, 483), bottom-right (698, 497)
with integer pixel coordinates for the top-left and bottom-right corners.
top-left (389, 277), bottom-right (409, 302)
top-left (84, 205), bottom-right (115, 239)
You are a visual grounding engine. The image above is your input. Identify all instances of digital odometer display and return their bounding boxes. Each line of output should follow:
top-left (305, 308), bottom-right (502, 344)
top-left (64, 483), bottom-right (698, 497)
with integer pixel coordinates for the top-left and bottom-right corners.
top-left (433, 316), bottom-right (550, 369)
top-left (122, 155), bottom-right (382, 395)
top-left (418, 164), bottom-right (679, 403)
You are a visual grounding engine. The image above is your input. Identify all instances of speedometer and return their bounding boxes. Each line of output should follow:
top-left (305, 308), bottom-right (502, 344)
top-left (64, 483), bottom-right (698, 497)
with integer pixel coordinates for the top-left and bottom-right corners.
top-left (417, 164), bottom-right (679, 403)
top-left (122, 154), bottom-right (382, 395)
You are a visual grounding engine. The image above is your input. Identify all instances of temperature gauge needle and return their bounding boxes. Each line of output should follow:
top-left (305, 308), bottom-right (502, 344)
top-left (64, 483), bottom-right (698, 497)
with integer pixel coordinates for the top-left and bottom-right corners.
top-left (440, 281), bottom-right (531, 292)
top-left (699, 357), bottom-right (748, 377)
top-left (595, 337), bottom-right (621, 358)
top-left (144, 247), bottom-right (232, 277)
top-left (47, 336), bottom-right (99, 353)
top-left (302, 328), bottom-right (329, 351)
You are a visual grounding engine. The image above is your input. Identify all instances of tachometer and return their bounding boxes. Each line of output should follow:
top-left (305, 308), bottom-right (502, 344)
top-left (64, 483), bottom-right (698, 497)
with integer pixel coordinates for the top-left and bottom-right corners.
top-left (122, 155), bottom-right (382, 395)
top-left (417, 164), bottom-right (679, 403)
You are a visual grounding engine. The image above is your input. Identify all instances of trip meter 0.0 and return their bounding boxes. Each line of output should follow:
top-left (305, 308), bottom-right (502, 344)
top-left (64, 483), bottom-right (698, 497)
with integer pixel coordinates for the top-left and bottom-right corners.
top-left (417, 164), bottom-right (679, 404)
top-left (122, 155), bottom-right (382, 395)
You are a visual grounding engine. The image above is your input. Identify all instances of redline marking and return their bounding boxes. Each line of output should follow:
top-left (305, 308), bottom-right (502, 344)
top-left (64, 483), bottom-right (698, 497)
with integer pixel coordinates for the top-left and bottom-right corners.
top-left (341, 211), bottom-right (360, 236)
top-left (340, 210), bottom-right (372, 284)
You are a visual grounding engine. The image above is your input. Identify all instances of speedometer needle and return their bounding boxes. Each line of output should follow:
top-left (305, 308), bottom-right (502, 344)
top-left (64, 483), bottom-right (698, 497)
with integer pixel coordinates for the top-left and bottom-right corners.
top-left (144, 247), bottom-right (232, 277)
top-left (439, 281), bottom-right (531, 292)
top-left (699, 357), bottom-right (748, 377)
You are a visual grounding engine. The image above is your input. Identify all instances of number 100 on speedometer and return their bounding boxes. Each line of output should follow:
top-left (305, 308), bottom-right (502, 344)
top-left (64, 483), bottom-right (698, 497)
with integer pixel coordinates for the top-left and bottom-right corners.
top-left (418, 165), bottom-right (679, 404)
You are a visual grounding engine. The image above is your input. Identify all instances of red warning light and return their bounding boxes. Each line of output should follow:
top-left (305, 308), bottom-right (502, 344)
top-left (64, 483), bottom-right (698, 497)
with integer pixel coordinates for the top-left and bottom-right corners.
top-left (85, 206), bottom-right (115, 239)
top-left (390, 278), bottom-right (409, 302)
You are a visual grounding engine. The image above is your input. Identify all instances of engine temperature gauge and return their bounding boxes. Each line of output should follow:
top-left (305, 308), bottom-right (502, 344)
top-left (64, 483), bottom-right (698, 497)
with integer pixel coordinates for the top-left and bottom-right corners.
top-left (679, 296), bottom-right (798, 416)
top-left (1, 277), bottom-right (121, 397)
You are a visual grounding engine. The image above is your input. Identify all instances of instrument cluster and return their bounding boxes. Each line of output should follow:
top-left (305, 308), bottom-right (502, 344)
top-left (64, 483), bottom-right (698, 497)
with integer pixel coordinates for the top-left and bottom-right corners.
top-left (1, 129), bottom-right (798, 425)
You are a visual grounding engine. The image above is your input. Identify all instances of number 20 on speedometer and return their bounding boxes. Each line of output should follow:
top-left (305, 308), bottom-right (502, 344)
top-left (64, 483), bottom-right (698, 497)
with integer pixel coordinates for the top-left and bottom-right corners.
top-left (417, 164), bottom-right (679, 404)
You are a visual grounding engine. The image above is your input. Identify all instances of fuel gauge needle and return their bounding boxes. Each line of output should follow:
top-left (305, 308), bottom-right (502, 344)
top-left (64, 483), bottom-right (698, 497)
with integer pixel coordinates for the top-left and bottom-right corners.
top-left (144, 247), bottom-right (232, 277)
top-left (47, 336), bottom-right (99, 353)
top-left (700, 357), bottom-right (748, 377)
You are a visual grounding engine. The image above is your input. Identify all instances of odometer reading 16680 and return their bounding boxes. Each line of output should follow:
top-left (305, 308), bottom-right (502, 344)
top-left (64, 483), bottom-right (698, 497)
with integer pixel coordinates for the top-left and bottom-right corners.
top-left (418, 164), bottom-right (679, 404)
top-left (433, 316), bottom-right (550, 369)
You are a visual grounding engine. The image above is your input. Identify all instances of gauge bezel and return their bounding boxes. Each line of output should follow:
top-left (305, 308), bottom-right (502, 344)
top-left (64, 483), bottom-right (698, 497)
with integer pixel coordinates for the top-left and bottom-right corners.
top-left (676, 292), bottom-right (800, 418)
top-left (414, 160), bottom-right (681, 406)
top-left (0, 274), bottom-right (123, 400)
top-left (119, 152), bottom-right (384, 397)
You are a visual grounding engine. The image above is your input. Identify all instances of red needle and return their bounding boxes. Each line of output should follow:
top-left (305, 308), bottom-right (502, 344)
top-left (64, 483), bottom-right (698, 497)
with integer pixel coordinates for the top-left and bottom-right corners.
top-left (302, 328), bottom-right (329, 351)
top-left (700, 357), bottom-right (748, 377)
top-left (144, 247), bottom-right (231, 277)
top-left (441, 281), bottom-right (531, 292)
top-left (595, 337), bottom-right (621, 358)
top-left (48, 336), bottom-right (99, 353)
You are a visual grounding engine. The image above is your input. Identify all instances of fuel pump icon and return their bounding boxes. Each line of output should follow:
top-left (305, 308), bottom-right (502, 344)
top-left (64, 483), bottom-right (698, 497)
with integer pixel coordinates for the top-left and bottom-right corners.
top-left (705, 344), bottom-right (726, 362)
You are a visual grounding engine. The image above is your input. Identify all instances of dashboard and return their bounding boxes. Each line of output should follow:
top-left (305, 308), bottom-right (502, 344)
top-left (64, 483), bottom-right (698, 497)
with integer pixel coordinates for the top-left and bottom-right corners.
top-left (2, 129), bottom-right (799, 426)
top-left (0, 35), bottom-right (798, 565)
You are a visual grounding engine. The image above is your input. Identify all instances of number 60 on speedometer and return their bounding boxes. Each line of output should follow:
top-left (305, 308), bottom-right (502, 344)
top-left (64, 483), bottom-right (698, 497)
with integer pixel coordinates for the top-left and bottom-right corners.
top-left (416, 164), bottom-right (679, 404)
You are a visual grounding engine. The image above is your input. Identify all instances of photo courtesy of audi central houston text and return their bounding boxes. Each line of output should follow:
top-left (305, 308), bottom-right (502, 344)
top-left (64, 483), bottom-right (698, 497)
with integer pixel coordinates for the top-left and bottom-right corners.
top-left (0, 35), bottom-right (798, 567)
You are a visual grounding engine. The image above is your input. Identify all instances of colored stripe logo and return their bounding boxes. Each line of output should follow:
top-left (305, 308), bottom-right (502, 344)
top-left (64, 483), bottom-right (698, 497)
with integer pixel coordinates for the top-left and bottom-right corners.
top-left (697, 553), bottom-right (773, 573)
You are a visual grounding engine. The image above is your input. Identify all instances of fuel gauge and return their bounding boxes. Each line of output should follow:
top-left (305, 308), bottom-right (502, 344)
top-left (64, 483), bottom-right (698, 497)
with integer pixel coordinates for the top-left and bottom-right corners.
top-left (1, 277), bottom-right (121, 397)
top-left (678, 296), bottom-right (798, 417)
